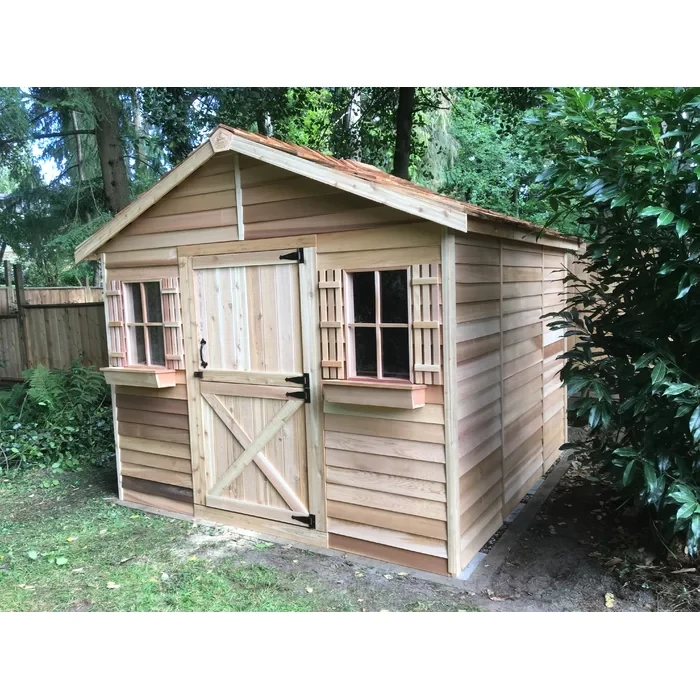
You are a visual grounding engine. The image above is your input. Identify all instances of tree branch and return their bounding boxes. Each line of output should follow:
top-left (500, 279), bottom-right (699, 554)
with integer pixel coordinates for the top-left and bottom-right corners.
top-left (0, 129), bottom-right (95, 147)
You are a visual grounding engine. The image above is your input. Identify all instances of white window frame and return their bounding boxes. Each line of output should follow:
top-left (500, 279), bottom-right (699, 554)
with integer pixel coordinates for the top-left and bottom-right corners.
top-left (343, 267), bottom-right (413, 382)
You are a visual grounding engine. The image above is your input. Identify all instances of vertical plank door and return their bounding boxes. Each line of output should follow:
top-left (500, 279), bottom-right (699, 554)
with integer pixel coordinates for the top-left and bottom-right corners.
top-left (189, 247), bottom-right (317, 528)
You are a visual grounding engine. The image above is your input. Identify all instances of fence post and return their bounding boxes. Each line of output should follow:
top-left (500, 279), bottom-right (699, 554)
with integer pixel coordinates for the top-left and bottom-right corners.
top-left (13, 264), bottom-right (30, 371)
top-left (2, 259), bottom-right (10, 312)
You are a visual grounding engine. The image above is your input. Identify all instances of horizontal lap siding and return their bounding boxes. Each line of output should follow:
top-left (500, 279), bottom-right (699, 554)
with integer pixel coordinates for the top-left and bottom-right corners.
top-left (456, 233), bottom-right (568, 572)
top-left (102, 153), bottom-right (240, 253)
top-left (455, 235), bottom-right (504, 569)
top-left (238, 155), bottom-right (422, 240)
top-left (324, 385), bottom-right (449, 576)
top-left (543, 251), bottom-right (567, 470)
top-left (115, 367), bottom-right (194, 516)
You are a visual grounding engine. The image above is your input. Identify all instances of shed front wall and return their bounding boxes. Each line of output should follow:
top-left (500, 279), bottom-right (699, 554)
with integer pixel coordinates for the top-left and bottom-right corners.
top-left (455, 232), bottom-right (567, 571)
top-left (102, 152), bottom-right (453, 575)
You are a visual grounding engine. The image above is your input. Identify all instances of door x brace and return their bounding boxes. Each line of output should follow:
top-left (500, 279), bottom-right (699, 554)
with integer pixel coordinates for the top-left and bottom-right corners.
top-left (202, 393), bottom-right (308, 514)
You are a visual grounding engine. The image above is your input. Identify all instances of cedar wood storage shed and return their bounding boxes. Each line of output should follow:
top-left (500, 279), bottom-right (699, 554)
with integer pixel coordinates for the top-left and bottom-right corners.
top-left (75, 125), bottom-right (579, 577)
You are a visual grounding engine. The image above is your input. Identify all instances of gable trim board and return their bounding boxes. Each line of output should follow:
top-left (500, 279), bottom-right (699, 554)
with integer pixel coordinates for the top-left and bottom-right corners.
top-left (75, 126), bottom-right (579, 263)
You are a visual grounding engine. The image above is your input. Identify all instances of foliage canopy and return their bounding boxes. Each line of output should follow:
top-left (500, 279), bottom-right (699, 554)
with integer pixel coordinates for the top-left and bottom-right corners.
top-left (534, 87), bottom-right (700, 555)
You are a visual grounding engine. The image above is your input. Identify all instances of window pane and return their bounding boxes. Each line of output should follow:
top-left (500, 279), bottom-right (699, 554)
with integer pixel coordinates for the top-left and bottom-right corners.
top-left (380, 269), bottom-right (408, 323)
top-left (148, 327), bottom-right (165, 366)
top-left (381, 327), bottom-right (410, 379)
top-left (144, 282), bottom-right (162, 323)
top-left (354, 327), bottom-right (377, 377)
top-left (351, 272), bottom-right (375, 323)
top-left (128, 283), bottom-right (143, 323)
top-left (130, 326), bottom-right (146, 364)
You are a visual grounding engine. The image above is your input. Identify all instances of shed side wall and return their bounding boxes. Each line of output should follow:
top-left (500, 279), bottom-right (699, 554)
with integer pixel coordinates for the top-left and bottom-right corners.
top-left (456, 233), bottom-right (567, 571)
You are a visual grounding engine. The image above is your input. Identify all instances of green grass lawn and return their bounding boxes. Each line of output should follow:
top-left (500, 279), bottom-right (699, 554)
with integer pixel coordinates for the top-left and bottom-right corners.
top-left (0, 466), bottom-right (482, 612)
top-left (0, 467), bottom-right (358, 612)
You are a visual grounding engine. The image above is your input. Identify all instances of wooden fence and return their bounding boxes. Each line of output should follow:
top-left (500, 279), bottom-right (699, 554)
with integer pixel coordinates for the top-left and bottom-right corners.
top-left (0, 283), bottom-right (103, 314)
top-left (0, 264), bottom-right (108, 381)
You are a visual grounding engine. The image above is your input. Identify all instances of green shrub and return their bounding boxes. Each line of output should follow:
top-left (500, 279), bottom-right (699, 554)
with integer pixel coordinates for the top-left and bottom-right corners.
top-left (532, 88), bottom-right (700, 556)
top-left (0, 361), bottom-right (114, 473)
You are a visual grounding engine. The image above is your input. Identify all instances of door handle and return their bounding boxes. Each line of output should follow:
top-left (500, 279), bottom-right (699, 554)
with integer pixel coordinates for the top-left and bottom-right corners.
top-left (199, 338), bottom-right (208, 368)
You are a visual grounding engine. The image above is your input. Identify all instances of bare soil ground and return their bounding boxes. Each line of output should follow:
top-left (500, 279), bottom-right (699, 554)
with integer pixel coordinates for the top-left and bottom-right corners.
top-left (473, 452), bottom-right (700, 612)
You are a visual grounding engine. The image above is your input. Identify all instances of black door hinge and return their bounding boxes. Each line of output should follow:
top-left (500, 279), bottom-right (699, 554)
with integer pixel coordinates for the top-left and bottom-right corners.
top-left (279, 248), bottom-right (304, 264)
top-left (194, 371), bottom-right (204, 378)
top-left (286, 372), bottom-right (310, 402)
top-left (292, 513), bottom-right (316, 529)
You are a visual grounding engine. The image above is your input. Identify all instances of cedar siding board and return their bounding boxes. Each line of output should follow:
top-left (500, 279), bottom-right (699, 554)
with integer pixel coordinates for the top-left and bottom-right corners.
top-left (455, 233), bottom-right (567, 571)
top-left (114, 369), bottom-right (194, 515)
top-left (86, 131), bottom-right (575, 577)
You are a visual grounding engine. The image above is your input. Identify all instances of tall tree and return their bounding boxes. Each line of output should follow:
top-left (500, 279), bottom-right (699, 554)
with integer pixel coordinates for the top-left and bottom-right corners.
top-left (393, 87), bottom-right (415, 179)
top-left (89, 88), bottom-right (130, 213)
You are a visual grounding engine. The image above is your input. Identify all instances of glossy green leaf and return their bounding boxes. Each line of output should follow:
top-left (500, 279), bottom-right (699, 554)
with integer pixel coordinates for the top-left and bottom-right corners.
top-left (663, 383), bottom-right (695, 396)
top-left (610, 193), bottom-right (631, 208)
top-left (676, 218), bottom-right (691, 237)
top-left (651, 362), bottom-right (667, 385)
top-left (677, 502), bottom-right (697, 520)
top-left (690, 406), bottom-right (700, 441)
top-left (639, 206), bottom-right (666, 217)
top-left (657, 209), bottom-right (675, 226)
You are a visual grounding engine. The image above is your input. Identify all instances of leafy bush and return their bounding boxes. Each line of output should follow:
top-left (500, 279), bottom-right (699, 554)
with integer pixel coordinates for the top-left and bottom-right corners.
top-left (532, 88), bottom-right (700, 556)
top-left (0, 361), bottom-right (114, 473)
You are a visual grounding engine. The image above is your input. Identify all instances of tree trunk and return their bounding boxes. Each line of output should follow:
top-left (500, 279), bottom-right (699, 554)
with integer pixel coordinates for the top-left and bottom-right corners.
top-left (343, 91), bottom-right (362, 159)
top-left (392, 87), bottom-right (415, 180)
top-left (256, 112), bottom-right (273, 136)
top-left (132, 90), bottom-right (147, 179)
top-left (71, 110), bottom-right (85, 182)
top-left (90, 88), bottom-right (130, 213)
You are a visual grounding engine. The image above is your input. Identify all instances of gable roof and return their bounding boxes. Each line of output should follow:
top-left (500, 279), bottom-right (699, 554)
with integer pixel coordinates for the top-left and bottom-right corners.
top-left (75, 125), bottom-right (579, 262)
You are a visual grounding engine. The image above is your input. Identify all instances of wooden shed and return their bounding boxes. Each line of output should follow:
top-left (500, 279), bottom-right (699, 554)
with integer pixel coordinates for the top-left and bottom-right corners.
top-left (75, 125), bottom-right (580, 577)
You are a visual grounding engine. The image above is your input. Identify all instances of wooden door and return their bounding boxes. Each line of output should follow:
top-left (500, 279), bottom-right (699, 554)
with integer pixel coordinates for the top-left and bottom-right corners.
top-left (188, 247), bottom-right (319, 528)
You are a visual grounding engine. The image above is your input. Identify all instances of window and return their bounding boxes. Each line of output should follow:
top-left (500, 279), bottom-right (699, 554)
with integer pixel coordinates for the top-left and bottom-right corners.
top-left (346, 269), bottom-right (410, 380)
top-left (124, 281), bottom-right (166, 366)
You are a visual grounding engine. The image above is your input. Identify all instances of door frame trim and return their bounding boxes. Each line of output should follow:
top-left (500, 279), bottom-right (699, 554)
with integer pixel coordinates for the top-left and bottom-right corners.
top-left (299, 245), bottom-right (326, 531)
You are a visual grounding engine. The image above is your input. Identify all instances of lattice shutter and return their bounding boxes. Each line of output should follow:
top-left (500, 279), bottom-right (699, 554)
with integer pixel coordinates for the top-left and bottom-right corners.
top-left (161, 277), bottom-right (184, 370)
top-left (105, 280), bottom-right (126, 367)
top-left (411, 264), bottom-right (442, 384)
top-left (318, 269), bottom-right (345, 379)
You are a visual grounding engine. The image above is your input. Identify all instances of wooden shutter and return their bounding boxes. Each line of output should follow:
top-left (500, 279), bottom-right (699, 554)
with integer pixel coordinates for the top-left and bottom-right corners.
top-left (161, 277), bottom-right (184, 370)
top-left (411, 264), bottom-right (442, 384)
top-left (318, 269), bottom-right (345, 379)
top-left (105, 280), bottom-right (126, 367)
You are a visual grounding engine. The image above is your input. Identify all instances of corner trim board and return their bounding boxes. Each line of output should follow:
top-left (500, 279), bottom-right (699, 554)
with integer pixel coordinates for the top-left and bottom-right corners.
top-left (441, 227), bottom-right (461, 576)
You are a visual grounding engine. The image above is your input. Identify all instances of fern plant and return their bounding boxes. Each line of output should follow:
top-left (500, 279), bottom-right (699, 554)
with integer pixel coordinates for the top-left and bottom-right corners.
top-left (0, 362), bottom-right (113, 473)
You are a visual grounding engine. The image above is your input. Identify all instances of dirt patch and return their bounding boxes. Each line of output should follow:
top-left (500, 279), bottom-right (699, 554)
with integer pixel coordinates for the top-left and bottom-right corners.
top-left (180, 524), bottom-right (483, 611)
top-left (476, 447), bottom-right (700, 612)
